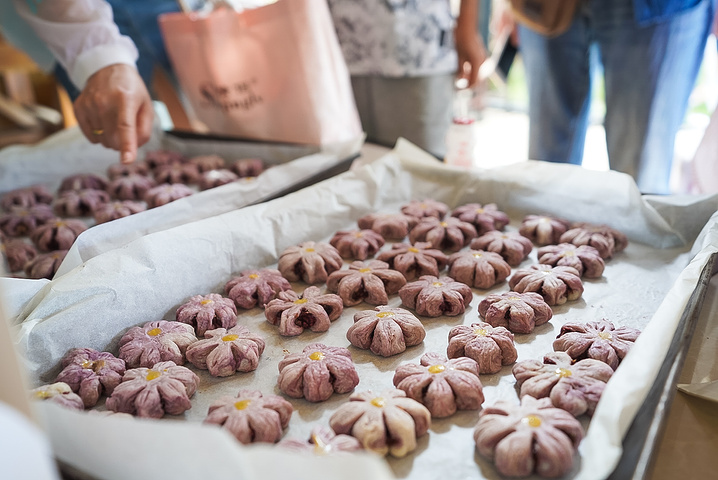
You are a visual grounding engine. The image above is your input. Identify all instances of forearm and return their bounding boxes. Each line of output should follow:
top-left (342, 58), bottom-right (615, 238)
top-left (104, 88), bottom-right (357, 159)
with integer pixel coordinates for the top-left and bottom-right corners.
top-left (456, 0), bottom-right (480, 35)
top-left (12, 0), bottom-right (138, 89)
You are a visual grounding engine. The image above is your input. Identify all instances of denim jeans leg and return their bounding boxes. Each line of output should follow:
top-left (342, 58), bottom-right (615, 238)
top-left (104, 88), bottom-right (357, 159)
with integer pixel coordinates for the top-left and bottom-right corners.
top-left (596, 0), bottom-right (714, 194)
top-left (519, 17), bottom-right (592, 166)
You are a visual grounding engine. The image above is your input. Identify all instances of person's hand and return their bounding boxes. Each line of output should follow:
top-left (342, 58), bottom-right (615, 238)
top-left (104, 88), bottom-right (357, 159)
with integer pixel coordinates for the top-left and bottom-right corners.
top-left (73, 64), bottom-right (154, 164)
top-left (455, 3), bottom-right (487, 87)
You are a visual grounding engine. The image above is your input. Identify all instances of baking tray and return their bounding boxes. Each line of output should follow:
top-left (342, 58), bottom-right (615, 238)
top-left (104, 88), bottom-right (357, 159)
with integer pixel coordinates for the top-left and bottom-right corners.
top-left (13, 140), bottom-right (718, 480)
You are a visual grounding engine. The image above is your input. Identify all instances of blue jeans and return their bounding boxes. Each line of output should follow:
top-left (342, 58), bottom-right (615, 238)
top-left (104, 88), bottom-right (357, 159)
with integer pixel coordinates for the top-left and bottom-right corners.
top-left (519, 0), bottom-right (714, 194)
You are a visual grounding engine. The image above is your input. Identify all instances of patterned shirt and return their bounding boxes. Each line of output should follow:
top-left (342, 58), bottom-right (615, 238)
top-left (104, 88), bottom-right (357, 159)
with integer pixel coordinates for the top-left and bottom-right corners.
top-left (327, 0), bottom-right (458, 77)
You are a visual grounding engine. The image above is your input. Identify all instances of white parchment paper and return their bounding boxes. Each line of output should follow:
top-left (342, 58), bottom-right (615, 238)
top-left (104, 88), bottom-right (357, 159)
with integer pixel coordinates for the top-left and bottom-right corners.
top-left (13, 139), bottom-right (718, 480)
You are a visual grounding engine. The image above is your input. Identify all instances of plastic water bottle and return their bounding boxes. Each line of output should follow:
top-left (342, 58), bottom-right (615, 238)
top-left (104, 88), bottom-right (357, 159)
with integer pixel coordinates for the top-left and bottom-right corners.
top-left (444, 80), bottom-right (477, 168)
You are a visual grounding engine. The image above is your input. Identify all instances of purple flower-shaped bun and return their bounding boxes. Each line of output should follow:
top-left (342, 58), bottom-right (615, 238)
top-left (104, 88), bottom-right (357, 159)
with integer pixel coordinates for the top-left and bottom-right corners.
top-left (105, 360), bottom-right (199, 418)
top-left (188, 154), bottom-right (225, 173)
top-left (447, 249), bottom-right (511, 289)
top-left (107, 161), bottom-right (150, 180)
top-left (106, 174), bottom-right (156, 201)
top-left (376, 241), bottom-right (449, 281)
top-left (199, 169), bottom-right (238, 190)
top-left (326, 260), bottom-right (407, 306)
top-left (451, 203), bottom-right (510, 234)
top-left (519, 214), bottom-right (571, 246)
top-left (224, 268), bottom-right (291, 309)
top-left (153, 162), bottom-right (201, 185)
top-left (118, 320), bottom-right (197, 368)
top-left (329, 229), bottom-right (385, 260)
top-left (329, 389), bottom-right (431, 457)
top-left (55, 348), bottom-right (126, 407)
top-left (231, 158), bottom-right (265, 177)
top-left (478, 292), bottom-right (553, 334)
top-left (447, 321), bottom-right (518, 374)
top-left (93, 200), bottom-right (146, 224)
top-left (474, 395), bottom-right (584, 478)
top-left (509, 264), bottom-right (584, 306)
top-left (264, 286), bottom-right (343, 336)
top-left (409, 217), bottom-right (477, 252)
top-left (559, 222), bottom-right (628, 259)
top-left (346, 306), bottom-right (425, 357)
top-left (186, 325), bottom-right (265, 377)
top-left (277, 343), bottom-right (359, 402)
top-left (30, 219), bottom-right (87, 252)
top-left (1, 184), bottom-right (53, 210)
top-left (175, 293), bottom-right (237, 337)
top-left (512, 351), bottom-right (614, 416)
top-left (2, 239), bottom-right (37, 272)
top-left (553, 319), bottom-right (640, 370)
top-left (393, 352), bottom-right (484, 417)
top-left (144, 183), bottom-right (194, 208)
top-left (24, 250), bottom-right (67, 279)
top-left (59, 173), bottom-right (108, 193)
top-left (279, 426), bottom-right (363, 454)
top-left (204, 389), bottom-right (293, 444)
top-left (470, 231), bottom-right (533, 266)
top-left (31, 382), bottom-right (84, 410)
top-left (401, 199), bottom-right (449, 219)
top-left (277, 241), bottom-right (343, 284)
top-left (0, 204), bottom-right (56, 237)
top-left (537, 243), bottom-right (605, 278)
top-left (53, 189), bottom-right (111, 217)
top-left (144, 150), bottom-right (184, 170)
top-left (357, 212), bottom-right (419, 240)
top-left (399, 275), bottom-right (473, 317)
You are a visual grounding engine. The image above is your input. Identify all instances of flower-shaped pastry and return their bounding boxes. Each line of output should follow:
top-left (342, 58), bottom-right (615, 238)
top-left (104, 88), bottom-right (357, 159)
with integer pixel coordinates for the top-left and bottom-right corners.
top-left (512, 351), bottom-right (614, 416)
top-left (264, 287), bottom-right (343, 336)
top-left (519, 214), bottom-right (571, 246)
top-left (106, 174), bottom-right (157, 201)
top-left (399, 275), bottom-right (472, 317)
top-left (376, 241), bottom-right (449, 281)
top-left (53, 188), bottom-right (111, 217)
top-left (186, 325), bottom-right (265, 376)
top-left (357, 212), bottom-right (419, 240)
top-left (1, 184), bottom-right (53, 209)
top-left (107, 161), bottom-right (150, 179)
top-left (105, 360), bottom-right (199, 418)
top-left (553, 319), bottom-right (640, 370)
top-left (451, 203), bottom-right (510, 235)
top-left (24, 250), bottom-right (67, 279)
top-left (447, 321), bottom-right (518, 374)
top-left (478, 292), bottom-right (553, 334)
top-left (31, 382), bottom-right (84, 410)
top-left (470, 231), bottom-right (533, 266)
top-left (204, 389), bottom-right (292, 444)
top-left (232, 158), bottom-right (265, 177)
top-left (144, 149), bottom-right (184, 170)
top-left (326, 260), bottom-right (407, 306)
top-left (277, 241), bottom-right (343, 284)
top-left (2, 239), bottom-right (37, 272)
top-left (393, 352), bottom-right (484, 417)
top-left (93, 200), bottom-right (146, 224)
top-left (59, 173), bottom-right (107, 193)
top-left (409, 217), bottom-right (477, 252)
top-left (474, 395), bottom-right (584, 478)
top-left (224, 268), bottom-right (291, 309)
top-left (559, 222), bottom-right (628, 259)
top-left (537, 243), bottom-right (605, 278)
top-left (329, 229), bottom-right (385, 260)
top-left (153, 162), bottom-right (201, 185)
top-left (144, 183), bottom-right (194, 208)
top-left (401, 199), bottom-right (449, 219)
top-left (30, 219), bottom-right (87, 251)
top-left (188, 154), bottom-right (225, 172)
top-left (346, 306), bottom-right (425, 357)
top-left (0, 204), bottom-right (55, 237)
top-left (118, 320), bottom-right (197, 368)
top-left (447, 249), bottom-right (511, 289)
top-left (329, 389), bottom-right (431, 457)
top-left (175, 293), bottom-right (237, 337)
top-left (199, 169), bottom-right (238, 190)
top-left (55, 348), bottom-right (126, 407)
top-left (509, 264), bottom-right (584, 306)
top-left (279, 426), bottom-right (362, 454)
top-left (277, 343), bottom-right (359, 402)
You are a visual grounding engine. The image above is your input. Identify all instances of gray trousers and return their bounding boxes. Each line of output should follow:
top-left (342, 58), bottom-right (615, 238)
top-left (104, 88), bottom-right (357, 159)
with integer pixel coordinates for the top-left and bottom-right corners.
top-left (350, 74), bottom-right (454, 158)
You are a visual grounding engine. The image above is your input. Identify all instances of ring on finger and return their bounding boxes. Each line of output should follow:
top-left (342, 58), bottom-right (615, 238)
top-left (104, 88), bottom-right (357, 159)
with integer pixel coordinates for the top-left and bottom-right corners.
top-left (92, 129), bottom-right (104, 135)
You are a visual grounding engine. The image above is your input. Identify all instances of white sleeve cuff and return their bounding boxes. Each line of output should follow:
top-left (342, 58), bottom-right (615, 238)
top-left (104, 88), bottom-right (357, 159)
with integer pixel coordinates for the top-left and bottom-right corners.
top-left (71, 43), bottom-right (139, 90)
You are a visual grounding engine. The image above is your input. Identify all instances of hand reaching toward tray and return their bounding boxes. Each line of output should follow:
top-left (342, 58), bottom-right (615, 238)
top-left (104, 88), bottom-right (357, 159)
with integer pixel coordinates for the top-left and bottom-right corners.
top-left (74, 64), bottom-right (154, 165)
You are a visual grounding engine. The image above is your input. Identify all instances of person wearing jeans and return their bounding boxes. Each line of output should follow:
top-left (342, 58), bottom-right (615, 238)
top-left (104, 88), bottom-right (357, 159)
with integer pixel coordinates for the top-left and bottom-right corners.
top-left (518, 0), bottom-right (715, 194)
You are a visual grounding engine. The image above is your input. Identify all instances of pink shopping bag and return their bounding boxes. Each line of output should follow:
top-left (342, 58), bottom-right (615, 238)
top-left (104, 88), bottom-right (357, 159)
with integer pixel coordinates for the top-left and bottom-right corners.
top-left (158, 0), bottom-right (362, 145)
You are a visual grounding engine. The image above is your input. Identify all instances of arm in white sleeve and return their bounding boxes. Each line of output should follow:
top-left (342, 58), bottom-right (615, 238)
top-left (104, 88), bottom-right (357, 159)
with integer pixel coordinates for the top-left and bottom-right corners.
top-left (12, 0), bottom-right (139, 90)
